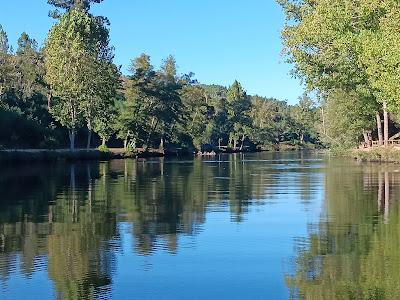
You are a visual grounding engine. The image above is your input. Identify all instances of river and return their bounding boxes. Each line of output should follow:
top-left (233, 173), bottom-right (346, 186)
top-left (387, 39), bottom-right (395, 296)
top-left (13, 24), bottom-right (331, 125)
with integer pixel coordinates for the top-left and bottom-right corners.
top-left (0, 152), bottom-right (397, 299)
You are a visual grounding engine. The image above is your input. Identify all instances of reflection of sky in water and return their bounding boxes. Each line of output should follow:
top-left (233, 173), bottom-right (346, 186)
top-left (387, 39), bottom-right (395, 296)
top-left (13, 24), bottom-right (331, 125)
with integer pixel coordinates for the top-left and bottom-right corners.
top-left (0, 152), bottom-right (325, 299)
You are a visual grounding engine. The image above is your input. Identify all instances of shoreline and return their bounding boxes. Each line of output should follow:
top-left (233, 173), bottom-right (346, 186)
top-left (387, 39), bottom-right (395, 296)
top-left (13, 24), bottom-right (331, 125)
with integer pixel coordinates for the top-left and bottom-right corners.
top-left (0, 148), bottom-right (163, 163)
top-left (353, 146), bottom-right (400, 163)
top-left (0, 146), bottom-right (320, 163)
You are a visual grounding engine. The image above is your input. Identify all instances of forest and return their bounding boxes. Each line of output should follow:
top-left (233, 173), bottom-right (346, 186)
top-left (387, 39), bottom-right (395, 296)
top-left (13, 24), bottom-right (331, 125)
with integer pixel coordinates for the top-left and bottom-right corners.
top-left (0, 0), bottom-right (319, 152)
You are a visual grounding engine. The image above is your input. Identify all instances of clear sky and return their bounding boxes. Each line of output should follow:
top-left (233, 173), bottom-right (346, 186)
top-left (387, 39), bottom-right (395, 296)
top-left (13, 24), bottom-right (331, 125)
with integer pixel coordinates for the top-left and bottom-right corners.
top-left (0, 0), bottom-right (304, 104)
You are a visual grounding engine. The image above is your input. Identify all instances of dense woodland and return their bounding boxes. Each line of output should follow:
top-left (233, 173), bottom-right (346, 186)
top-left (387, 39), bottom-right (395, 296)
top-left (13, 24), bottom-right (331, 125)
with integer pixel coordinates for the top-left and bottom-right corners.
top-left (0, 0), bottom-right (320, 152)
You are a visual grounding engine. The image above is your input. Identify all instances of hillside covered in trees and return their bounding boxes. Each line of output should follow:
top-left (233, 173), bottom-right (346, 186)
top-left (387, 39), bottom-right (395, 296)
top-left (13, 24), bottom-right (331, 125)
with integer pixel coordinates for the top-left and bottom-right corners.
top-left (0, 0), bottom-right (321, 152)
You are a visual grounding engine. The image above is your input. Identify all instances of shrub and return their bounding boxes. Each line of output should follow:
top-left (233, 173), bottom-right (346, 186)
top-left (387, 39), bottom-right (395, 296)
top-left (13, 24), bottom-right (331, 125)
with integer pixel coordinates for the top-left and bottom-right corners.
top-left (98, 144), bottom-right (110, 153)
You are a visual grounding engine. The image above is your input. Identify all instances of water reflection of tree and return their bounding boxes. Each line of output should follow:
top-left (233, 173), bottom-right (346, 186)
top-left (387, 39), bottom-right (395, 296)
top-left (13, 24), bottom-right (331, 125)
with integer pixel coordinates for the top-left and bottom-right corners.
top-left (287, 160), bottom-right (400, 299)
top-left (0, 163), bottom-right (118, 299)
top-left (0, 152), bottom-right (320, 298)
top-left (106, 155), bottom-right (264, 254)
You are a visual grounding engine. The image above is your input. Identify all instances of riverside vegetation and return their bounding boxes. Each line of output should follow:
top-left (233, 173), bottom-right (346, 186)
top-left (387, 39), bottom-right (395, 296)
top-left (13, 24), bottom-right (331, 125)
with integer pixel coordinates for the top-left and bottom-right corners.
top-left (3, 0), bottom-right (400, 159)
top-left (279, 0), bottom-right (400, 159)
top-left (0, 0), bottom-right (320, 155)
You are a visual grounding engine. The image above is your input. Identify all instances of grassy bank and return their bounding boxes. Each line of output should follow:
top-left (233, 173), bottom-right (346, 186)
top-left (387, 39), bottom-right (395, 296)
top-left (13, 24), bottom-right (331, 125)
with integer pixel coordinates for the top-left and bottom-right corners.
top-left (353, 147), bottom-right (400, 163)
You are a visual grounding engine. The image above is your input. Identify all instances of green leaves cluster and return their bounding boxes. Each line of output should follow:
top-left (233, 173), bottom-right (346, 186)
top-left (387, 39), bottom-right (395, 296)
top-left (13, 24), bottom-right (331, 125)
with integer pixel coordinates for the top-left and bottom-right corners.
top-left (279, 0), bottom-right (400, 148)
top-left (44, 8), bottom-right (120, 149)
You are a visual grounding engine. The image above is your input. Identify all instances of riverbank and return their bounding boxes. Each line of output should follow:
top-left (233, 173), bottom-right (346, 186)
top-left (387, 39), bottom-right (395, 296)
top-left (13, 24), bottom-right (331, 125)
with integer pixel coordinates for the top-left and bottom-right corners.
top-left (0, 144), bottom-right (322, 163)
top-left (353, 146), bottom-right (400, 163)
top-left (0, 148), bottom-right (164, 163)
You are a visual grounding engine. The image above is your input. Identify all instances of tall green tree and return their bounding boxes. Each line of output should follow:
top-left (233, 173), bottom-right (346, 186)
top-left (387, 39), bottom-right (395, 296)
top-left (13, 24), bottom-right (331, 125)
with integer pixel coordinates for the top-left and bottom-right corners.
top-left (117, 54), bottom-right (157, 149)
top-left (290, 93), bottom-right (317, 145)
top-left (179, 84), bottom-right (213, 149)
top-left (0, 25), bottom-right (12, 100)
top-left (118, 54), bottom-right (183, 151)
top-left (14, 33), bottom-right (46, 99)
top-left (226, 80), bottom-right (252, 150)
top-left (157, 55), bottom-right (184, 148)
top-left (45, 8), bottom-right (117, 150)
top-left (81, 58), bottom-right (120, 148)
top-left (0, 25), bottom-right (8, 53)
top-left (357, 1), bottom-right (400, 146)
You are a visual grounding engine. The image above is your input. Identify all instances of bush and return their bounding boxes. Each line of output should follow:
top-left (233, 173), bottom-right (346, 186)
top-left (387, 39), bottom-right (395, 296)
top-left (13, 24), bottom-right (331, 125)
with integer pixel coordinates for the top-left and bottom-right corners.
top-left (98, 144), bottom-right (110, 153)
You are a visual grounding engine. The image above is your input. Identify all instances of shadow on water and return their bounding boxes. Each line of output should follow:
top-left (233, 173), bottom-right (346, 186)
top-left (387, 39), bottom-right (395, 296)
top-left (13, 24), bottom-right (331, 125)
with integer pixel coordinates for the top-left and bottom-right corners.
top-left (287, 159), bottom-right (400, 299)
top-left (0, 152), bottom-right (324, 299)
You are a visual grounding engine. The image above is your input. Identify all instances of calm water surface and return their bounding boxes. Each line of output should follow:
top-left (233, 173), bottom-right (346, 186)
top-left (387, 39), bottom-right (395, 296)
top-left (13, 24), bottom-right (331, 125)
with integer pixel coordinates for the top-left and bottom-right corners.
top-left (0, 152), bottom-right (398, 299)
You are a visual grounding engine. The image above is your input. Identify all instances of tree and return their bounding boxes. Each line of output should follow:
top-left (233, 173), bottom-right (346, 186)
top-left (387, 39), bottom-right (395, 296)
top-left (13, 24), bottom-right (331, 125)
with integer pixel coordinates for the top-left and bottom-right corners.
top-left (81, 58), bottom-right (120, 149)
top-left (14, 33), bottom-right (45, 99)
top-left (157, 55), bottom-right (184, 148)
top-left (0, 25), bottom-right (12, 99)
top-left (291, 93), bottom-right (317, 145)
top-left (226, 80), bottom-right (252, 150)
top-left (117, 54), bottom-right (157, 150)
top-left (93, 100), bottom-right (117, 146)
top-left (0, 24), bottom-right (8, 53)
top-left (45, 8), bottom-right (116, 150)
top-left (48, 0), bottom-right (105, 18)
top-left (319, 89), bottom-right (376, 149)
top-left (179, 84), bottom-right (212, 149)
top-left (357, 1), bottom-right (400, 147)
top-left (117, 54), bottom-right (184, 151)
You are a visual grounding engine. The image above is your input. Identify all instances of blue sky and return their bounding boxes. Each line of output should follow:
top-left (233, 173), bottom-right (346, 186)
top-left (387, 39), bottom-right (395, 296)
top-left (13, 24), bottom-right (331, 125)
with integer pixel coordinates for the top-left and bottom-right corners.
top-left (0, 0), bottom-right (304, 104)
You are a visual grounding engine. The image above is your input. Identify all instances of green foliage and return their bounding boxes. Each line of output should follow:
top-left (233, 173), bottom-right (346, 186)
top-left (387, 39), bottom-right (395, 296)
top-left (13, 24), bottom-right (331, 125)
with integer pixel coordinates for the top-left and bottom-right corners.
top-left (48, 0), bottom-right (105, 18)
top-left (0, 24), bottom-right (9, 53)
top-left (0, 5), bottom-right (324, 151)
top-left (290, 93), bottom-right (318, 144)
top-left (44, 7), bottom-right (119, 149)
top-left (0, 26), bottom-right (63, 149)
top-left (97, 144), bottom-right (110, 153)
top-left (117, 54), bottom-right (184, 150)
top-left (320, 90), bottom-right (376, 149)
top-left (179, 84), bottom-right (213, 149)
top-left (278, 0), bottom-right (400, 149)
top-left (226, 80), bottom-right (252, 148)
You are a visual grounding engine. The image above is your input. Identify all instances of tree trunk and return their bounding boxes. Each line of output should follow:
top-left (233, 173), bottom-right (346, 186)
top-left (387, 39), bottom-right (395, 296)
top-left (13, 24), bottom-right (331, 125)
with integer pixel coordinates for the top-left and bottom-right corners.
top-left (87, 130), bottom-right (92, 149)
top-left (86, 121), bottom-right (92, 149)
top-left (363, 131), bottom-right (369, 148)
top-left (376, 113), bottom-right (383, 146)
top-left (383, 101), bottom-right (389, 147)
top-left (145, 118), bottom-right (158, 151)
top-left (160, 137), bottom-right (164, 150)
top-left (102, 137), bottom-right (106, 146)
top-left (68, 130), bottom-right (76, 151)
top-left (321, 107), bottom-right (326, 135)
top-left (240, 134), bottom-right (245, 151)
top-left (300, 133), bottom-right (304, 145)
top-left (47, 93), bottom-right (52, 111)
